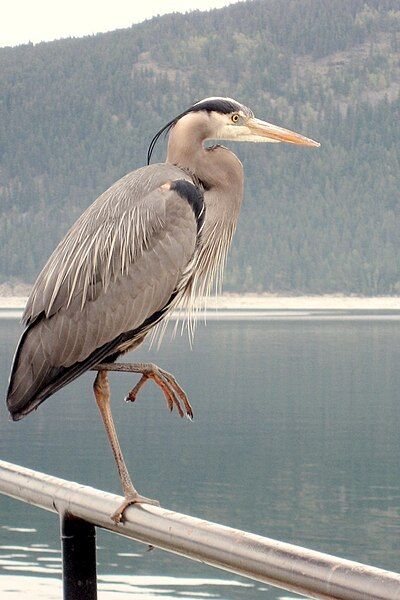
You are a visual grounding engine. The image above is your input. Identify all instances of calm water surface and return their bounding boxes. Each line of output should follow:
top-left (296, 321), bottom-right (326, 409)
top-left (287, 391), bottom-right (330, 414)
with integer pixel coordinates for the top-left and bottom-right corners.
top-left (0, 313), bottom-right (399, 598)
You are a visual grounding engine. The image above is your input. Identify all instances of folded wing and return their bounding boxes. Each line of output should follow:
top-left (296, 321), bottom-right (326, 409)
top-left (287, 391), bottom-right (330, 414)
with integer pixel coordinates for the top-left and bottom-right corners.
top-left (7, 164), bottom-right (202, 420)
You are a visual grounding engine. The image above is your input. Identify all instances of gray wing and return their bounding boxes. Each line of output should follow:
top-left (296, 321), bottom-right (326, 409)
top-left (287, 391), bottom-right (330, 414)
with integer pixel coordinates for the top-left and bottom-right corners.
top-left (7, 164), bottom-right (201, 420)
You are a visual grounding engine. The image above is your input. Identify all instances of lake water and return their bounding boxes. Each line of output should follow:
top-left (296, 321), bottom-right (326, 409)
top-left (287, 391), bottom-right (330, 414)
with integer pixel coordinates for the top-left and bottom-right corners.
top-left (0, 311), bottom-right (399, 599)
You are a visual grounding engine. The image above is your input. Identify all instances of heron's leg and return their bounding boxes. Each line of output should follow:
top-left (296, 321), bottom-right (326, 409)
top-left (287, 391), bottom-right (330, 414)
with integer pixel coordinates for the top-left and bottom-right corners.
top-left (93, 370), bottom-right (159, 523)
top-left (93, 362), bottom-right (193, 419)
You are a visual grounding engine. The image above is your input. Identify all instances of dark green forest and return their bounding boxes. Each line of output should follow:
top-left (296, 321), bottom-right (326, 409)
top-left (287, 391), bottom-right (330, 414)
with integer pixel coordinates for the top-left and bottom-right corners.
top-left (0, 0), bottom-right (399, 294)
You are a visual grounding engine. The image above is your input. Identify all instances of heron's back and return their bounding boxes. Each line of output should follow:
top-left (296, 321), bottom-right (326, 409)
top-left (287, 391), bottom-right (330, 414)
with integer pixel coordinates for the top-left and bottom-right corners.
top-left (6, 165), bottom-right (203, 420)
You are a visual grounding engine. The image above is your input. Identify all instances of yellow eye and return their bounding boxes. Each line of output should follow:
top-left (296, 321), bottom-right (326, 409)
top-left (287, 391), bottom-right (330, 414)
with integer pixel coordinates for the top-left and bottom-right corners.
top-left (231, 114), bottom-right (239, 123)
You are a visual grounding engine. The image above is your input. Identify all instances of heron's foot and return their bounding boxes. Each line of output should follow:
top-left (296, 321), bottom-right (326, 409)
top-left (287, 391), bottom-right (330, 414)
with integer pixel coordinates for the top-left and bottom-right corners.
top-left (112, 491), bottom-right (160, 524)
top-left (125, 363), bottom-right (194, 420)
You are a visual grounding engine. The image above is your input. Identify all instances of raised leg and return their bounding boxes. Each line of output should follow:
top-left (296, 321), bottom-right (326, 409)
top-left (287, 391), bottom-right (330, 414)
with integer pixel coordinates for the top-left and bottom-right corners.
top-left (93, 370), bottom-right (159, 524)
top-left (92, 362), bottom-right (193, 419)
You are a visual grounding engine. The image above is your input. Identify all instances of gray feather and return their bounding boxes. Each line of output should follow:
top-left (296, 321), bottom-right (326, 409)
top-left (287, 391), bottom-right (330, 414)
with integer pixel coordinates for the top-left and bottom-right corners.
top-left (7, 164), bottom-right (199, 419)
top-left (8, 106), bottom-right (248, 422)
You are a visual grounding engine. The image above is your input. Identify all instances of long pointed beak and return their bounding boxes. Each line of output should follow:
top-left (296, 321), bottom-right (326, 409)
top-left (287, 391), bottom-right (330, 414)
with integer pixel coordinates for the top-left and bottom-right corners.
top-left (247, 117), bottom-right (320, 147)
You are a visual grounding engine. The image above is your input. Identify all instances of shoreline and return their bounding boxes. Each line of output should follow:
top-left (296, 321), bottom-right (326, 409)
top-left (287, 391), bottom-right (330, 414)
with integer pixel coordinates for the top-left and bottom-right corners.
top-left (1, 294), bottom-right (399, 311)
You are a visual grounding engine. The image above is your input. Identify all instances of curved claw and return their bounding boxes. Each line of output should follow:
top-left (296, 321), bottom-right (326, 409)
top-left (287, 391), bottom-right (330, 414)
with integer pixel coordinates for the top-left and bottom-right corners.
top-left (112, 492), bottom-right (160, 524)
top-left (125, 364), bottom-right (194, 420)
top-left (160, 369), bottom-right (194, 420)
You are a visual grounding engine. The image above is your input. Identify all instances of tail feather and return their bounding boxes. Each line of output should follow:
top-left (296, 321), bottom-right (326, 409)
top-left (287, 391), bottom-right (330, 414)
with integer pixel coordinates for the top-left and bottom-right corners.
top-left (6, 318), bottom-right (69, 420)
top-left (6, 317), bottom-right (117, 421)
top-left (6, 296), bottom-right (167, 421)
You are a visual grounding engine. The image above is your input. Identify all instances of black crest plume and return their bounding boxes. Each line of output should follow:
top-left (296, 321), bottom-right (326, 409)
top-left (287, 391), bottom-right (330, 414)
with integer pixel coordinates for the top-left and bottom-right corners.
top-left (147, 98), bottom-right (249, 164)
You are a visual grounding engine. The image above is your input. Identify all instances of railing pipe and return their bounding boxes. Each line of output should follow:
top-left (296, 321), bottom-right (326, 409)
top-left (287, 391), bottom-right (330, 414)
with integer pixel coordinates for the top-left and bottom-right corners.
top-left (0, 460), bottom-right (399, 600)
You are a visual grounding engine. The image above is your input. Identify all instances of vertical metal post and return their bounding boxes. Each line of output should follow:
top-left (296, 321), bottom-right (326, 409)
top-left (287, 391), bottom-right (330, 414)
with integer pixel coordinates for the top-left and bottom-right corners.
top-left (61, 513), bottom-right (97, 600)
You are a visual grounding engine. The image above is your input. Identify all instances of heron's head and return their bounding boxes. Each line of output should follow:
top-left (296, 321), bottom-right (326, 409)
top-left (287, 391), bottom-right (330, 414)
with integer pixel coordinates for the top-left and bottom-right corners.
top-left (148, 96), bottom-right (319, 163)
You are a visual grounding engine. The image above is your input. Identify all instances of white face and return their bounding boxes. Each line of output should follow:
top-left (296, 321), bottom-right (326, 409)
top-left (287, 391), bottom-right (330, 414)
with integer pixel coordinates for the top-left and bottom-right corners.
top-left (207, 110), bottom-right (320, 147)
top-left (208, 110), bottom-right (280, 143)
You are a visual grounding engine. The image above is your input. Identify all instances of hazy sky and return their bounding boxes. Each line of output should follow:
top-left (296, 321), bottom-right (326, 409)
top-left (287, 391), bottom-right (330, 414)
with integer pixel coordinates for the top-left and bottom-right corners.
top-left (1, 0), bottom-right (241, 48)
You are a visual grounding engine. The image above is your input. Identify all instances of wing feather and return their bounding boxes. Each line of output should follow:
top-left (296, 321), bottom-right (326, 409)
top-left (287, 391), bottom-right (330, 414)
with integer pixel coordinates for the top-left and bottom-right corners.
top-left (7, 165), bottom-right (201, 420)
top-left (23, 163), bottom-right (191, 324)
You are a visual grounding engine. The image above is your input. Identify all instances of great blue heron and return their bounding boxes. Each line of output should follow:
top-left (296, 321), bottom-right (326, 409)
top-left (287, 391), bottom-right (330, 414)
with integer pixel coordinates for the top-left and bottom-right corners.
top-left (7, 97), bottom-right (319, 522)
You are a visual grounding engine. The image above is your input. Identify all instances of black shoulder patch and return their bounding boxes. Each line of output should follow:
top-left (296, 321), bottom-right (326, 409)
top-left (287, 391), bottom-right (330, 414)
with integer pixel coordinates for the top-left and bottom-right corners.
top-left (170, 179), bottom-right (205, 233)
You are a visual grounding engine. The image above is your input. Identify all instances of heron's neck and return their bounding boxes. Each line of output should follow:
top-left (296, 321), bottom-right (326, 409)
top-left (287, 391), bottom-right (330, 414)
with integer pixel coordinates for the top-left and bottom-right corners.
top-left (166, 120), bottom-right (243, 194)
top-left (166, 117), bottom-right (244, 303)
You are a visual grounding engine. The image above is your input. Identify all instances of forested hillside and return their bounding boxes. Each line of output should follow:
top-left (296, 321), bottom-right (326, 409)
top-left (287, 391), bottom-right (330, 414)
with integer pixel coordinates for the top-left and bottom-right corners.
top-left (1, 0), bottom-right (399, 294)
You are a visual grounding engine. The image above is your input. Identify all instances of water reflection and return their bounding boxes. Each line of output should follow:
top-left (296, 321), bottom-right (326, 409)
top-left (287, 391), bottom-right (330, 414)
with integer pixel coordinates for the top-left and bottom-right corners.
top-left (0, 315), bottom-right (399, 598)
top-left (0, 573), bottom-right (253, 600)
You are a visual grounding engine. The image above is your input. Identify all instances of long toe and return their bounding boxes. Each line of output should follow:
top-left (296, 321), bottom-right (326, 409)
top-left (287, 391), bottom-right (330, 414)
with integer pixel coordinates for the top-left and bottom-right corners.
top-left (112, 493), bottom-right (160, 524)
top-left (93, 362), bottom-right (194, 419)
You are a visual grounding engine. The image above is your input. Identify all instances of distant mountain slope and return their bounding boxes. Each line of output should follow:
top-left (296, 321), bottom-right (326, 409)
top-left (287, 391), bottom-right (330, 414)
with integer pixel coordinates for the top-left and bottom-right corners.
top-left (0, 0), bottom-right (399, 293)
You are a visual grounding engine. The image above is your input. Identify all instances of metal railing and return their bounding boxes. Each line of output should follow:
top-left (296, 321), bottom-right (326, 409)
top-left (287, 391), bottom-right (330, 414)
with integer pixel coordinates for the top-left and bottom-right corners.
top-left (0, 459), bottom-right (399, 600)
